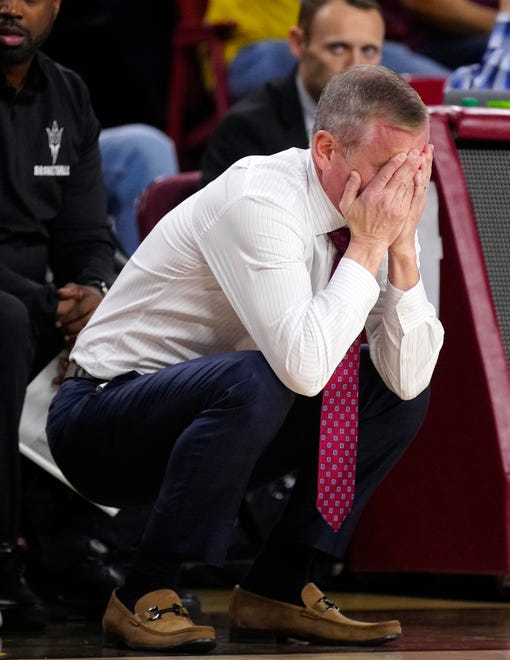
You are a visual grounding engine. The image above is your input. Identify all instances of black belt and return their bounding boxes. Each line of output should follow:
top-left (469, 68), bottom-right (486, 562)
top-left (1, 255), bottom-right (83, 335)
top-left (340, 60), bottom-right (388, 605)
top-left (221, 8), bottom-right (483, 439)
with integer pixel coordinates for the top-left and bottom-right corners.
top-left (64, 361), bottom-right (100, 381)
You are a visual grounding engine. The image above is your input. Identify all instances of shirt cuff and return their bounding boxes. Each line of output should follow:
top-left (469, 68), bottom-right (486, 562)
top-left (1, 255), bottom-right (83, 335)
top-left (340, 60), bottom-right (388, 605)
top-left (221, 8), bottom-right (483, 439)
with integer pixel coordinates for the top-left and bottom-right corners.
top-left (331, 257), bottom-right (380, 322)
top-left (385, 277), bottom-right (435, 333)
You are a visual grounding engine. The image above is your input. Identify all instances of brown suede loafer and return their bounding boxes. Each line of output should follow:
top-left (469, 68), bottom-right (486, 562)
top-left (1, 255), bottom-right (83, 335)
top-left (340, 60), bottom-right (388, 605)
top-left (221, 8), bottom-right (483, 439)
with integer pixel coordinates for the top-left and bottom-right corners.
top-left (229, 582), bottom-right (402, 645)
top-left (102, 588), bottom-right (216, 652)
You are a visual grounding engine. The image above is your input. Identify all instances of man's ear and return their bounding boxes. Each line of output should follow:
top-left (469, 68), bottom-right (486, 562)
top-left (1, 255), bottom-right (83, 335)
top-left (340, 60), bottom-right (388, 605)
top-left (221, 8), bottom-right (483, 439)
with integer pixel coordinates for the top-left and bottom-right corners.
top-left (312, 130), bottom-right (337, 175)
top-left (288, 26), bottom-right (305, 58)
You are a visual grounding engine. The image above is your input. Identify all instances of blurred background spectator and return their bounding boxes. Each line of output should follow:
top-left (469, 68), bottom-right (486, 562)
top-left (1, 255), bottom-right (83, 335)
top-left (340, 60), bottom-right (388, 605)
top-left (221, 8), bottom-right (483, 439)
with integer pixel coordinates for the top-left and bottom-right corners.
top-left (445, 0), bottom-right (510, 90)
top-left (205, 0), bottom-right (300, 101)
top-left (381, 0), bottom-right (499, 71)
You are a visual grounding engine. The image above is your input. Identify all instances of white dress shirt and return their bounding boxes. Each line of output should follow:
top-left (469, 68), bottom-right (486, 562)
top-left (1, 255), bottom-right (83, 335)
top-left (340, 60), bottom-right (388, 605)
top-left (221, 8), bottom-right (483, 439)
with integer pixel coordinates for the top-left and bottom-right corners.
top-left (71, 148), bottom-right (444, 398)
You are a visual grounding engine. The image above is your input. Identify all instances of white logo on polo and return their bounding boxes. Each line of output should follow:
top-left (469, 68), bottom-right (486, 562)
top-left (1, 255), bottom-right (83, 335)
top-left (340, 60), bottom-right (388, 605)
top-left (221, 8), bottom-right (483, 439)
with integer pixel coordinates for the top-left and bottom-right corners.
top-left (46, 120), bottom-right (63, 165)
top-left (34, 120), bottom-right (70, 176)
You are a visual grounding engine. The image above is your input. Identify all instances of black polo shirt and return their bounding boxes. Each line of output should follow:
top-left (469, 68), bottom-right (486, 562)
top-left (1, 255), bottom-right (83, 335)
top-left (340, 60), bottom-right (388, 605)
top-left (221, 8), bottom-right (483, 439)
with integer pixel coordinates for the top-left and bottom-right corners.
top-left (0, 51), bottom-right (115, 321)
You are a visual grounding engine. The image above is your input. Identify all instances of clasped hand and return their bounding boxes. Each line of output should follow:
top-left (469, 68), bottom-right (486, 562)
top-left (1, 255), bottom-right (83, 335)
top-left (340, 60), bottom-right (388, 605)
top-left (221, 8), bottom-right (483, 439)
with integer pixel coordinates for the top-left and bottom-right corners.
top-left (339, 144), bottom-right (434, 263)
top-left (55, 282), bottom-right (103, 345)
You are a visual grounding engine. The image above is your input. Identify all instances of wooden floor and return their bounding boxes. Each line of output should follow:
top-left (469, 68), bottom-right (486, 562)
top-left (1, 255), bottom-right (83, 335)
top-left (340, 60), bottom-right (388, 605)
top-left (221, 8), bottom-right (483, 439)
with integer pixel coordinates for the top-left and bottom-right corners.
top-left (3, 587), bottom-right (510, 659)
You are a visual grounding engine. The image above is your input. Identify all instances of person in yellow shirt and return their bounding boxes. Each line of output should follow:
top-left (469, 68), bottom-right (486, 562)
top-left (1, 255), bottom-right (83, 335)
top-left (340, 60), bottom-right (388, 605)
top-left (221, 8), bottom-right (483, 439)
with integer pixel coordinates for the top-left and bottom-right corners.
top-left (205, 0), bottom-right (300, 100)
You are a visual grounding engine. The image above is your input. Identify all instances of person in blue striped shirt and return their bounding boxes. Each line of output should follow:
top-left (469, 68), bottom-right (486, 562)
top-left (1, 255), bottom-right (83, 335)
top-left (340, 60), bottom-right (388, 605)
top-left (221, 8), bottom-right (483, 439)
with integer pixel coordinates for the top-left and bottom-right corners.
top-left (446, 0), bottom-right (510, 90)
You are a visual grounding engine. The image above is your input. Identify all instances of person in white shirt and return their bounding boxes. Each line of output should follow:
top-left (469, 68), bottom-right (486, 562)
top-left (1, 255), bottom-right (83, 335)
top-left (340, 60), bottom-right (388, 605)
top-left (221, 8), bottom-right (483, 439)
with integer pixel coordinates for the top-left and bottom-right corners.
top-left (47, 64), bottom-right (444, 653)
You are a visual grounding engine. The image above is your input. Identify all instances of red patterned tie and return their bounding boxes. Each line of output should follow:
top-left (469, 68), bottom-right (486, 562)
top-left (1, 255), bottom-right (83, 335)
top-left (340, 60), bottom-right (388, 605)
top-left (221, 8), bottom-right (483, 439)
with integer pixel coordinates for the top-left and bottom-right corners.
top-left (316, 228), bottom-right (360, 532)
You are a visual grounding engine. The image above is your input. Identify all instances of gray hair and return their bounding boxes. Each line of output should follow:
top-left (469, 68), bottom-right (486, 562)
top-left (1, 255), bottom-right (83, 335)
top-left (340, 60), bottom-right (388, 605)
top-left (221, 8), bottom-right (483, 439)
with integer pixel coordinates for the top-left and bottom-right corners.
top-left (312, 65), bottom-right (429, 155)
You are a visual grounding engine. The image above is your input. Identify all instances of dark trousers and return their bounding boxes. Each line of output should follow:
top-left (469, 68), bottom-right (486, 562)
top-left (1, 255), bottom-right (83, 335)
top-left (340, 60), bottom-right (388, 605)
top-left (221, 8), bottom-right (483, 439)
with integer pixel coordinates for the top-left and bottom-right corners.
top-left (47, 348), bottom-right (429, 566)
top-left (0, 291), bottom-right (64, 543)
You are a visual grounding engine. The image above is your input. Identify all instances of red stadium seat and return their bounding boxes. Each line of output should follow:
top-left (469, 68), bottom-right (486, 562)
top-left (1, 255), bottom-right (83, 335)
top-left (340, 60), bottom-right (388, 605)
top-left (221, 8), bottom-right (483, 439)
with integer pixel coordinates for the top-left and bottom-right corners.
top-left (165, 0), bottom-right (234, 169)
top-left (404, 75), bottom-right (447, 105)
top-left (136, 171), bottom-right (201, 240)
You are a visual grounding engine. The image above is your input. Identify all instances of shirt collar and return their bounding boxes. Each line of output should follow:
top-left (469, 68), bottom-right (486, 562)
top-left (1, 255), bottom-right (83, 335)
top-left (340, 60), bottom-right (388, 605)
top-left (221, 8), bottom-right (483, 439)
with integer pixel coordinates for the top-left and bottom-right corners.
top-left (305, 151), bottom-right (347, 235)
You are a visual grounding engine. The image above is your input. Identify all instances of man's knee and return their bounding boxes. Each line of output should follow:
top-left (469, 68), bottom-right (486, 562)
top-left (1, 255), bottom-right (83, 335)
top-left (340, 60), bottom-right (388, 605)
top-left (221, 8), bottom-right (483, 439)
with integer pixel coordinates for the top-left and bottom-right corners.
top-left (0, 294), bottom-right (36, 394)
top-left (215, 351), bottom-right (295, 420)
top-left (0, 293), bottom-right (32, 353)
top-left (100, 124), bottom-right (178, 181)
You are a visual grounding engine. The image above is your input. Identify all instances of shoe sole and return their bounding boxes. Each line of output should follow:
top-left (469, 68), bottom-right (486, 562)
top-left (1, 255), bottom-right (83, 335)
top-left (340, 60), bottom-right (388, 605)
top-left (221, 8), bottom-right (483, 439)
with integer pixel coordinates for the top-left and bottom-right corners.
top-left (103, 633), bottom-right (216, 652)
top-left (230, 627), bottom-right (402, 646)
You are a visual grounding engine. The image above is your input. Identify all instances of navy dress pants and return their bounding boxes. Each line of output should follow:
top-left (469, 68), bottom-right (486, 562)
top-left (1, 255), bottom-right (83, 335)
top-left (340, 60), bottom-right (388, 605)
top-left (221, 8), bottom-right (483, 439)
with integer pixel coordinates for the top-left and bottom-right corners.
top-left (47, 348), bottom-right (429, 566)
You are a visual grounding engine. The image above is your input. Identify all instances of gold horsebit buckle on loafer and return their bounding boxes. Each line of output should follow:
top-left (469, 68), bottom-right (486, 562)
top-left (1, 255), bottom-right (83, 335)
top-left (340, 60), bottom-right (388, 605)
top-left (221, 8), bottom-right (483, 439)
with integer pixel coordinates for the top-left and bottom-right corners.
top-left (145, 603), bottom-right (190, 622)
top-left (317, 596), bottom-right (341, 612)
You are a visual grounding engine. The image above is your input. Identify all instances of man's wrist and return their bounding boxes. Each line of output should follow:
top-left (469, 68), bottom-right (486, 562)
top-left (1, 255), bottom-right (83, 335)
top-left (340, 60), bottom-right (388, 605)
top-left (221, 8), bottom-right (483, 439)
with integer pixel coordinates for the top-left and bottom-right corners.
top-left (387, 251), bottom-right (419, 290)
top-left (345, 237), bottom-right (388, 278)
top-left (86, 280), bottom-right (109, 297)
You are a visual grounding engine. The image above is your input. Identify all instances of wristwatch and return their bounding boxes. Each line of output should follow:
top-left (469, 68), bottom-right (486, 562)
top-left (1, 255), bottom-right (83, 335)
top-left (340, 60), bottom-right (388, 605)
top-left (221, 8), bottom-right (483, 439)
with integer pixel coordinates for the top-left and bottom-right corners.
top-left (87, 280), bottom-right (109, 297)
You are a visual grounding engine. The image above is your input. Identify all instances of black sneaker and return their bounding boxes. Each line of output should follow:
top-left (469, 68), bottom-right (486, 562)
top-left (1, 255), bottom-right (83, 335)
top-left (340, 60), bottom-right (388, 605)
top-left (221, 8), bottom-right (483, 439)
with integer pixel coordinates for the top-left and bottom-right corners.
top-left (0, 543), bottom-right (49, 629)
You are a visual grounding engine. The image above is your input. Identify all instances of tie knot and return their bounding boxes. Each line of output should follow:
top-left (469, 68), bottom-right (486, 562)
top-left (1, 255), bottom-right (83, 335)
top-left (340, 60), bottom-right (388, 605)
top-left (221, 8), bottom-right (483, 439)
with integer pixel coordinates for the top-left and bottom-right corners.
top-left (328, 227), bottom-right (351, 258)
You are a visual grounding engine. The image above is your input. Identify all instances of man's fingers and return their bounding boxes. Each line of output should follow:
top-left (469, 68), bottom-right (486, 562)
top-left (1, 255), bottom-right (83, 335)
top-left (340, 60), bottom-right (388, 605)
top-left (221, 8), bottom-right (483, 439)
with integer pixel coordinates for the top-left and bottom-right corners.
top-left (61, 318), bottom-right (90, 342)
top-left (411, 145), bottom-right (434, 202)
top-left (368, 152), bottom-right (407, 193)
top-left (57, 287), bottom-right (76, 300)
top-left (422, 143), bottom-right (434, 183)
top-left (339, 170), bottom-right (361, 216)
top-left (392, 150), bottom-right (422, 192)
top-left (402, 145), bottom-right (435, 232)
top-left (374, 150), bottom-right (422, 199)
